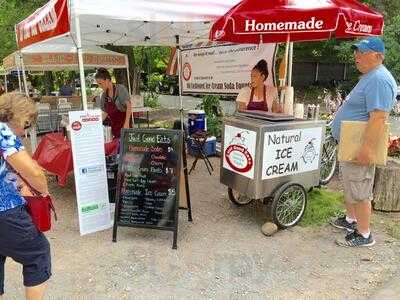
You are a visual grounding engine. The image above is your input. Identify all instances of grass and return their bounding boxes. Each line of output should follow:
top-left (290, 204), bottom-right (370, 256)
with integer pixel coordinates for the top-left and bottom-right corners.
top-left (150, 120), bottom-right (174, 129)
top-left (300, 188), bottom-right (344, 227)
top-left (299, 188), bottom-right (400, 238)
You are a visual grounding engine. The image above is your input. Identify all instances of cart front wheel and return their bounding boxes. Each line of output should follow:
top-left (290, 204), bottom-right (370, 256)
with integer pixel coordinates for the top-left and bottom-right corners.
top-left (228, 188), bottom-right (254, 206)
top-left (271, 183), bottom-right (307, 228)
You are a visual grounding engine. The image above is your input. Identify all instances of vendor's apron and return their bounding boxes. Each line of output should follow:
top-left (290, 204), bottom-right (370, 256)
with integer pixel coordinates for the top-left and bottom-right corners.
top-left (105, 85), bottom-right (126, 138)
top-left (247, 86), bottom-right (268, 111)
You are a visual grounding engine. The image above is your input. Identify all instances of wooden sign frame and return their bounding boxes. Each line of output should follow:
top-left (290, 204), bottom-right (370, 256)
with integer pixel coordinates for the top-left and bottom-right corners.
top-left (112, 128), bottom-right (191, 249)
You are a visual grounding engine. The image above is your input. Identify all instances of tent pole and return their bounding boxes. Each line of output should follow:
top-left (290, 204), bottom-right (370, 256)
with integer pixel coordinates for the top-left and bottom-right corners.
top-left (126, 67), bottom-right (131, 94)
top-left (288, 42), bottom-right (293, 87)
top-left (126, 56), bottom-right (131, 95)
top-left (176, 35), bottom-right (183, 131)
top-left (283, 35), bottom-right (290, 86)
top-left (17, 64), bottom-right (22, 93)
top-left (3, 74), bottom-right (7, 93)
top-left (74, 15), bottom-right (88, 110)
top-left (280, 35), bottom-right (290, 104)
top-left (20, 54), bottom-right (29, 97)
top-left (14, 26), bottom-right (23, 94)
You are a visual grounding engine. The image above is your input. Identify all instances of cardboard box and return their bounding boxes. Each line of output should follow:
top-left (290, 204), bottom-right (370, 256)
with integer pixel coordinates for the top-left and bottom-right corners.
top-left (338, 121), bottom-right (389, 166)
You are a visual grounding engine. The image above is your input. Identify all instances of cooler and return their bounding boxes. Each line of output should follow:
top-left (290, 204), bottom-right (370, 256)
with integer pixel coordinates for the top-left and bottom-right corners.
top-left (188, 110), bottom-right (207, 135)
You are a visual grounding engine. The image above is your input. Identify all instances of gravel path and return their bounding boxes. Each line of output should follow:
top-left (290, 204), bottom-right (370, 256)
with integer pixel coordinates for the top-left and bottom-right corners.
top-left (3, 155), bottom-right (400, 299)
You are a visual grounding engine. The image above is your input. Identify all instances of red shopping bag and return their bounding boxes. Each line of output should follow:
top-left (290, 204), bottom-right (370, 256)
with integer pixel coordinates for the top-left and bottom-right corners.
top-left (24, 194), bottom-right (57, 232)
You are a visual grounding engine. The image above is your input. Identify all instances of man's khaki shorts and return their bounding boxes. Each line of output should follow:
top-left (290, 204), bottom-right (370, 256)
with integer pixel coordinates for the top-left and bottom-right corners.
top-left (339, 162), bottom-right (376, 203)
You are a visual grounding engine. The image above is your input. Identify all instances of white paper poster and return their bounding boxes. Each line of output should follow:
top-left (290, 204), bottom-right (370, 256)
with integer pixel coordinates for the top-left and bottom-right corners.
top-left (69, 110), bottom-right (111, 235)
top-left (223, 125), bottom-right (257, 179)
top-left (180, 43), bottom-right (277, 94)
top-left (262, 127), bottom-right (323, 180)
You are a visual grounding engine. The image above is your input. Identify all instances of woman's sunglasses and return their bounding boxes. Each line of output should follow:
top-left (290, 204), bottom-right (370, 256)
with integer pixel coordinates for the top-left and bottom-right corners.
top-left (24, 122), bottom-right (32, 130)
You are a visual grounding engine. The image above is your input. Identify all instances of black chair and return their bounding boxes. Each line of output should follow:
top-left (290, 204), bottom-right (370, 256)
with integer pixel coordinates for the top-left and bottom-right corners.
top-left (188, 130), bottom-right (214, 175)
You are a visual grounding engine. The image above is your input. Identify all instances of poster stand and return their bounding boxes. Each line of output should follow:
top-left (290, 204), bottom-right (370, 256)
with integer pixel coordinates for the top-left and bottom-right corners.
top-left (179, 139), bottom-right (193, 222)
top-left (112, 129), bottom-right (192, 249)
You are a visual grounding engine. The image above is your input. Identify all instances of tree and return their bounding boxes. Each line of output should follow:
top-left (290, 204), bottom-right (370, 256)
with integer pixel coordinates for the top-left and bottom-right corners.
top-left (103, 46), bottom-right (170, 94)
top-left (1, 0), bottom-right (399, 86)
top-left (0, 0), bottom-right (48, 61)
top-left (293, 0), bottom-right (400, 83)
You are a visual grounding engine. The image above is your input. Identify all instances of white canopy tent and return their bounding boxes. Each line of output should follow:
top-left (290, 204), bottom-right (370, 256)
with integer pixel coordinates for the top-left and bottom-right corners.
top-left (16, 0), bottom-right (240, 110)
top-left (3, 42), bottom-right (130, 93)
top-left (4, 43), bottom-right (129, 71)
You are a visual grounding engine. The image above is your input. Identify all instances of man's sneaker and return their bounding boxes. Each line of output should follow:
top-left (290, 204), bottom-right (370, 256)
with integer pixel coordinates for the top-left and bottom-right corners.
top-left (336, 230), bottom-right (376, 247)
top-left (330, 216), bottom-right (357, 232)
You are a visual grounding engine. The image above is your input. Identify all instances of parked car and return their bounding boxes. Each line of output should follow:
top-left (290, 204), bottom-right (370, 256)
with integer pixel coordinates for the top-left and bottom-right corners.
top-left (155, 75), bottom-right (179, 95)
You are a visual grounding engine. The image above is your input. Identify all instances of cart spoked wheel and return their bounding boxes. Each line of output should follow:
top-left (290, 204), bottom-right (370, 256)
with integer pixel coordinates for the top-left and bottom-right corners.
top-left (319, 136), bottom-right (337, 185)
top-left (228, 188), bottom-right (254, 206)
top-left (271, 183), bottom-right (307, 228)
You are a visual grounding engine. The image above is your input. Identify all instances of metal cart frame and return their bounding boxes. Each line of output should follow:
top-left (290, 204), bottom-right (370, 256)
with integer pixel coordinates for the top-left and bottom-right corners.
top-left (220, 115), bottom-right (326, 228)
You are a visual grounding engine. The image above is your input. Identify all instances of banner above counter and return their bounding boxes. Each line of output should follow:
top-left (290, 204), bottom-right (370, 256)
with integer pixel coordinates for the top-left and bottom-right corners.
top-left (180, 43), bottom-right (277, 95)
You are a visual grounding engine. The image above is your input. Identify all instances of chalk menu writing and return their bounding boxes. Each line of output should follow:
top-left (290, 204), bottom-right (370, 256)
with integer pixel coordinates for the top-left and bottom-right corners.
top-left (115, 129), bottom-right (182, 229)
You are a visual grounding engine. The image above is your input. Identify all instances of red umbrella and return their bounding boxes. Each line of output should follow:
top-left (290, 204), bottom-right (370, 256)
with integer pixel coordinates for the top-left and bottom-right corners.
top-left (209, 0), bottom-right (384, 114)
top-left (210, 0), bottom-right (384, 44)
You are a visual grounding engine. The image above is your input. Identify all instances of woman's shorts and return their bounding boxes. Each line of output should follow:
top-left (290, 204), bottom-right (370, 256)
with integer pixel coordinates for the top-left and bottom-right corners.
top-left (339, 162), bottom-right (376, 203)
top-left (0, 205), bottom-right (51, 295)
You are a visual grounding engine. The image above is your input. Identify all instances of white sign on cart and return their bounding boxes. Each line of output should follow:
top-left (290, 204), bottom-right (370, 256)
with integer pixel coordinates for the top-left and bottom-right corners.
top-left (223, 125), bottom-right (257, 179)
top-left (262, 127), bottom-right (323, 180)
top-left (69, 110), bottom-right (111, 235)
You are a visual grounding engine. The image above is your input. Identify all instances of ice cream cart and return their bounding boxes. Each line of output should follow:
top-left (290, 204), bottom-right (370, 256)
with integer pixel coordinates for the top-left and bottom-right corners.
top-left (221, 111), bottom-right (325, 228)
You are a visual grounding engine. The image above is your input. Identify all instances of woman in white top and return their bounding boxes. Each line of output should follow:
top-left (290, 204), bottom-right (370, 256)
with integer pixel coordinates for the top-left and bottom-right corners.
top-left (236, 59), bottom-right (282, 113)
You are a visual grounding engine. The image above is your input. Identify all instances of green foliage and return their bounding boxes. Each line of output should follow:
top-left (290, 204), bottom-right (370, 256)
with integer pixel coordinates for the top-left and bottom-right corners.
top-left (0, 0), bottom-right (48, 61)
top-left (132, 46), bottom-right (171, 74)
top-left (381, 15), bottom-right (400, 80)
top-left (299, 188), bottom-right (344, 227)
top-left (295, 85), bottom-right (326, 104)
top-left (205, 116), bottom-right (223, 139)
top-left (147, 73), bottom-right (163, 92)
top-left (196, 95), bottom-right (223, 138)
top-left (196, 95), bottom-right (223, 117)
top-left (294, 39), bottom-right (342, 63)
top-left (143, 91), bottom-right (160, 108)
top-left (151, 120), bottom-right (174, 129)
top-left (291, 1), bottom-right (400, 83)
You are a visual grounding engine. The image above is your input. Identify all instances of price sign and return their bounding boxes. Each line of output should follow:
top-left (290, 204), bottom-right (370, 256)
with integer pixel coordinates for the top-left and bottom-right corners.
top-left (112, 129), bottom-right (183, 249)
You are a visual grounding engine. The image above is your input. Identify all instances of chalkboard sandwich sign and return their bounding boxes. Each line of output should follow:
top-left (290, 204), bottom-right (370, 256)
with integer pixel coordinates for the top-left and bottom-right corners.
top-left (112, 129), bottom-right (182, 249)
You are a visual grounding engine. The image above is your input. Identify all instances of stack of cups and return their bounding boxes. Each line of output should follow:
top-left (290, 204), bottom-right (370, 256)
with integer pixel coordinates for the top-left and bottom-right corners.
top-left (283, 86), bottom-right (294, 115)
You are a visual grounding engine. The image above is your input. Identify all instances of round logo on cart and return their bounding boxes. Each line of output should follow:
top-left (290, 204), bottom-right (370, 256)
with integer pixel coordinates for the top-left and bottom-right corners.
top-left (182, 63), bottom-right (192, 81)
top-left (71, 121), bottom-right (82, 131)
top-left (225, 145), bottom-right (253, 173)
